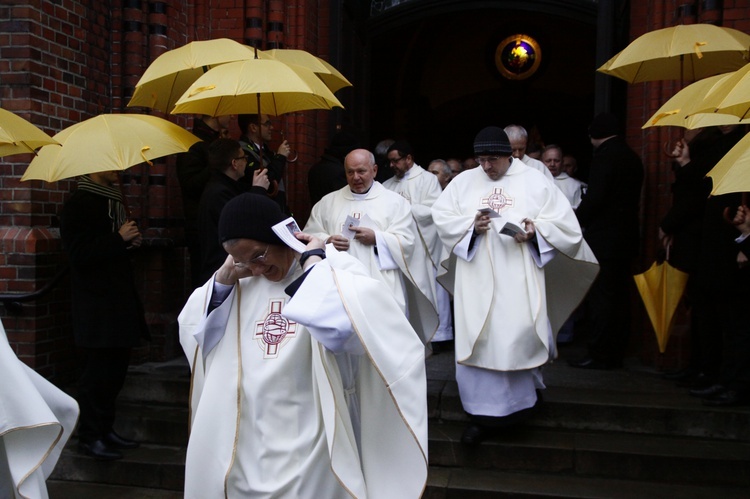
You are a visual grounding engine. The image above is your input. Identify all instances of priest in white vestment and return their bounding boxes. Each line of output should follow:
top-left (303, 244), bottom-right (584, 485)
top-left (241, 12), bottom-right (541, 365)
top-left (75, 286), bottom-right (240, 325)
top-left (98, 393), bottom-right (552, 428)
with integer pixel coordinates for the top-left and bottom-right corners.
top-left (0, 320), bottom-right (79, 499)
top-left (382, 141), bottom-right (453, 345)
top-left (541, 144), bottom-right (585, 209)
top-left (431, 127), bottom-right (598, 444)
top-left (179, 193), bottom-right (428, 498)
top-left (305, 148), bottom-right (438, 345)
top-left (504, 124), bottom-right (555, 182)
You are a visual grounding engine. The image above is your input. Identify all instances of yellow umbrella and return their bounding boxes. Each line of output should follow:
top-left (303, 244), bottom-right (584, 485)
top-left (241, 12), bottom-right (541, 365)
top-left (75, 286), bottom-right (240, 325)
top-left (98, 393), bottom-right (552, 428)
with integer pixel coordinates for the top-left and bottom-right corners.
top-left (705, 131), bottom-right (750, 195)
top-left (598, 24), bottom-right (750, 84)
top-left (21, 114), bottom-right (200, 182)
top-left (633, 258), bottom-right (689, 354)
top-left (259, 49), bottom-right (352, 93)
top-left (171, 58), bottom-right (344, 117)
top-left (688, 62), bottom-right (750, 120)
top-left (642, 72), bottom-right (750, 129)
top-left (128, 38), bottom-right (256, 113)
top-left (0, 108), bottom-right (60, 157)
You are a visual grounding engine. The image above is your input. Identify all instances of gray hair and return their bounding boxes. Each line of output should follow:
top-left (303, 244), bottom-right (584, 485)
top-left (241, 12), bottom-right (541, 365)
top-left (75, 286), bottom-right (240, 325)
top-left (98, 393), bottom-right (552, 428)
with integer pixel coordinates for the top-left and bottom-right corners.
top-left (503, 124), bottom-right (527, 142)
top-left (375, 139), bottom-right (395, 157)
top-left (429, 159), bottom-right (451, 176)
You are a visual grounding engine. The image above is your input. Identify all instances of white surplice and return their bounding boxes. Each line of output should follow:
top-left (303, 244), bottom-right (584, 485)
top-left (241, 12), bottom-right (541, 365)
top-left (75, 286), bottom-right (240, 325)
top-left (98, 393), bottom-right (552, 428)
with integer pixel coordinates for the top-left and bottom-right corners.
top-left (178, 248), bottom-right (428, 498)
top-left (305, 182), bottom-right (438, 344)
top-left (432, 160), bottom-right (598, 416)
top-left (0, 321), bottom-right (79, 499)
top-left (553, 172), bottom-right (586, 208)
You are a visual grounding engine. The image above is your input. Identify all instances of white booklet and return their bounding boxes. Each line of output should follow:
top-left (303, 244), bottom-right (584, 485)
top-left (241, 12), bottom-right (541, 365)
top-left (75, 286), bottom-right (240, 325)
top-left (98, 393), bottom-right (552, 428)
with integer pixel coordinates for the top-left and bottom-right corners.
top-left (271, 217), bottom-right (307, 253)
top-left (499, 220), bottom-right (527, 237)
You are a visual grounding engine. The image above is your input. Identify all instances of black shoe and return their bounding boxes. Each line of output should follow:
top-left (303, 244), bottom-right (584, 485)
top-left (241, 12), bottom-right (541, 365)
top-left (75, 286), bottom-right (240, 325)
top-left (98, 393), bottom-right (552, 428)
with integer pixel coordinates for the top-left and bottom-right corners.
top-left (662, 367), bottom-right (697, 381)
top-left (104, 431), bottom-right (140, 450)
top-left (78, 439), bottom-right (123, 460)
top-left (702, 389), bottom-right (748, 407)
top-left (689, 383), bottom-right (725, 398)
top-left (567, 357), bottom-right (613, 370)
top-left (460, 423), bottom-right (489, 445)
top-left (676, 371), bottom-right (713, 388)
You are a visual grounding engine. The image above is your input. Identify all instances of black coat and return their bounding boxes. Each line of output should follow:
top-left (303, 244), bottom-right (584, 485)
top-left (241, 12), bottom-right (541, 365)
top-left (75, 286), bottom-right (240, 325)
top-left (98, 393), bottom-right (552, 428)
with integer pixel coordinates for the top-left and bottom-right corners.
top-left (60, 190), bottom-right (149, 348)
top-left (576, 136), bottom-right (644, 260)
top-left (307, 152), bottom-right (347, 205)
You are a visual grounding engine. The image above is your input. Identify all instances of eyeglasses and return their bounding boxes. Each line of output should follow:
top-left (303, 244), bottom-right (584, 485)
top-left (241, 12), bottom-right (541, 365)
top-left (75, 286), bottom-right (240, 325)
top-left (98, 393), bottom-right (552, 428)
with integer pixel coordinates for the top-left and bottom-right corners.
top-left (233, 245), bottom-right (270, 269)
top-left (260, 120), bottom-right (272, 127)
top-left (388, 156), bottom-right (404, 164)
top-left (476, 156), bottom-right (501, 165)
top-left (234, 154), bottom-right (248, 162)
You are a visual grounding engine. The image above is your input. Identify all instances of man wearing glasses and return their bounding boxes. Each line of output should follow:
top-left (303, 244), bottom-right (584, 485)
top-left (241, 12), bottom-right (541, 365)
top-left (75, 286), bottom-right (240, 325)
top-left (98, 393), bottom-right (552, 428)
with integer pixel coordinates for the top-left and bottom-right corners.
top-left (197, 138), bottom-right (269, 283)
top-left (179, 193), bottom-right (428, 498)
top-left (238, 113), bottom-right (292, 213)
top-left (432, 127), bottom-right (598, 444)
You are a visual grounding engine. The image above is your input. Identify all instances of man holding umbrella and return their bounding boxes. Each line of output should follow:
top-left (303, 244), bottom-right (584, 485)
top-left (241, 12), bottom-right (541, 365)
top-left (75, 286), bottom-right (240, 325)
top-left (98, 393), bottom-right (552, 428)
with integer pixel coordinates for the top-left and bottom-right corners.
top-left (60, 170), bottom-right (150, 460)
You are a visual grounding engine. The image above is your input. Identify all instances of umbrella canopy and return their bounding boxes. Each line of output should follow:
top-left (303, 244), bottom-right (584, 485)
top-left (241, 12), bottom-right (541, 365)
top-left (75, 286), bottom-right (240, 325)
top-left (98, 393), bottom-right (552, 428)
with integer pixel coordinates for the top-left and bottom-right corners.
top-left (633, 260), bottom-right (689, 354)
top-left (688, 62), bottom-right (750, 120)
top-left (642, 72), bottom-right (750, 129)
top-left (259, 49), bottom-right (352, 93)
top-left (21, 114), bottom-right (200, 182)
top-left (171, 58), bottom-right (344, 117)
top-left (705, 131), bottom-right (750, 195)
top-left (598, 24), bottom-right (750, 84)
top-left (127, 38), bottom-right (256, 113)
top-left (0, 108), bottom-right (60, 157)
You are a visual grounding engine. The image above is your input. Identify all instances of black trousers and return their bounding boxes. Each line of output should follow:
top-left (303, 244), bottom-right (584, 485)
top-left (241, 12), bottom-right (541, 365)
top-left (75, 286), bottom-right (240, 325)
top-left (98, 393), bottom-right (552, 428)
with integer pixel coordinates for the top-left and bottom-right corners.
top-left (76, 347), bottom-right (132, 443)
top-left (585, 258), bottom-right (632, 365)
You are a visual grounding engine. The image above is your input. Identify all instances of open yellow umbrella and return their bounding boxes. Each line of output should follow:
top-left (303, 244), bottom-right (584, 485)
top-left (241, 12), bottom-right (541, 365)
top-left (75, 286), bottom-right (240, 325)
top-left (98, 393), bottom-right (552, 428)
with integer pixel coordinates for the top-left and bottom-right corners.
top-left (259, 49), bottom-right (352, 93)
top-left (688, 62), bottom-right (750, 120)
top-left (0, 108), bottom-right (60, 157)
top-left (633, 256), bottom-right (689, 353)
top-left (642, 72), bottom-right (750, 129)
top-left (127, 38), bottom-right (256, 113)
top-left (171, 58), bottom-right (344, 116)
top-left (598, 24), bottom-right (750, 84)
top-left (21, 114), bottom-right (200, 182)
top-left (704, 131), bottom-right (750, 195)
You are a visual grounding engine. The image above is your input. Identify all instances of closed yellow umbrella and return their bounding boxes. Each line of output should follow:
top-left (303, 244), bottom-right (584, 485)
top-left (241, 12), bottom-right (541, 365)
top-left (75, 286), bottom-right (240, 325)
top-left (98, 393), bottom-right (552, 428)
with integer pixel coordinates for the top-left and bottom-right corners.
top-left (21, 114), bottom-right (200, 182)
top-left (259, 49), bottom-right (352, 93)
top-left (642, 72), bottom-right (750, 129)
top-left (598, 24), bottom-right (750, 84)
top-left (128, 38), bottom-right (256, 113)
top-left (0, 108), bottom-right (59, 157)
top-left (633, 258), bottom-right (689, 353)
top-left (171, 58), bottom-right (344, 117)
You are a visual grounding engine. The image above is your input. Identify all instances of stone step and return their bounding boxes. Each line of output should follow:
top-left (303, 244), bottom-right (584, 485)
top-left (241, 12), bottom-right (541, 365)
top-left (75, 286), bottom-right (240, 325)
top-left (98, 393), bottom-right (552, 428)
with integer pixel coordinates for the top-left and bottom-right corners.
top-left (115, 400), bottom-right (189, 446)
top-left (49, 439), bottom-right (185, 491)
top-left (423, 467), bottom-right (750, 499)
top-left (47, 480), bottom-right (183, 499)
top-left (429, 421), bottom-right (750, 488)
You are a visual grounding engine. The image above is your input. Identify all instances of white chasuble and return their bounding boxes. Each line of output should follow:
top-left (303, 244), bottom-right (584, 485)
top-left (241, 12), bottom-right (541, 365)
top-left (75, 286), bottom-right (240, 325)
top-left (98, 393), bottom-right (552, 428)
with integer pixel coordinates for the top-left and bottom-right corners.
top-left (431, 161), bottom-right (598, 416)
top-left (0, 320), bottom-right (79, 499)
top-left (305, 182), bottom-right (438, 344)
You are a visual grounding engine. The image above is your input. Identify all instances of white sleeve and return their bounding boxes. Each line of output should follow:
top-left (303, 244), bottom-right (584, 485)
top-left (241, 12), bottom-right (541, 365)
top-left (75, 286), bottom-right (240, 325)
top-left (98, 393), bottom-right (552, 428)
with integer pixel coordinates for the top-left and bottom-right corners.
top-left (373, 231), bottom-right (399, 270)
top-left (453, 229), bottom-right (480, 261)
top-left (530, 231), bottom-right (557, 268)
top-left (284, 262), bottom-right (365, 355)
top-left (193, 281), bottom-right (235, 360)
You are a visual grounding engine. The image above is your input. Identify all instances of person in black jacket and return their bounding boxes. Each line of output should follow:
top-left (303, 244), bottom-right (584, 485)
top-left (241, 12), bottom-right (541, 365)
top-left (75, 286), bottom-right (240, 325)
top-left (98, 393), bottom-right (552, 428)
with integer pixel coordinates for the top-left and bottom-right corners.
top-left (60, 171), bottom-right (151, 460)
top-left (307, 130), bottom-right (360, 205)
top-left (570, 113), bottom-right (644, 369)
top-left (197, 138), bottom-right (269, 284)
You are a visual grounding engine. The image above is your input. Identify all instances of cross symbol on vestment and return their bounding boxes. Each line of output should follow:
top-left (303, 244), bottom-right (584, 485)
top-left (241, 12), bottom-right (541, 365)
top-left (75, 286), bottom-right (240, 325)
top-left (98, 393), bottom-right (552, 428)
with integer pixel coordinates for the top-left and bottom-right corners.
top-left (255, 300), bottom-right (297, 359)
top-left (480, 187), bottom-right (514, 214)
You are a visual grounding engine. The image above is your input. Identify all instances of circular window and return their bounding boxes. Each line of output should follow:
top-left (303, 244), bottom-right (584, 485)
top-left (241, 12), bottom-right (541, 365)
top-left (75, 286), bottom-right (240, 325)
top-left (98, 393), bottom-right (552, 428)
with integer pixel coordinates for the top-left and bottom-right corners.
top-left (495, 34), bottom-right (542, 80)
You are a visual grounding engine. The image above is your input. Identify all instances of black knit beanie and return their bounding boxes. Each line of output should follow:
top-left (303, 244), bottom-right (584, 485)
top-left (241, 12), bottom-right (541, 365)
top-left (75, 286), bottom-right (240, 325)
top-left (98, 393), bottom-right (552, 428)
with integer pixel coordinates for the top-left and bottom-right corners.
top-left (218, 193), bottom-right (285, 245)
top-left (473, 127), bottom-right (513, 155)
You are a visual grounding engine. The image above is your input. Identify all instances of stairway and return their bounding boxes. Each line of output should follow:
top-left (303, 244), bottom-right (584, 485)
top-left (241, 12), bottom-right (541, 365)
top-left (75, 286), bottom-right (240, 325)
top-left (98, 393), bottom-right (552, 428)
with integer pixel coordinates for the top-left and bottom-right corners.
top-left (48, 351), bottom-right (750, 498)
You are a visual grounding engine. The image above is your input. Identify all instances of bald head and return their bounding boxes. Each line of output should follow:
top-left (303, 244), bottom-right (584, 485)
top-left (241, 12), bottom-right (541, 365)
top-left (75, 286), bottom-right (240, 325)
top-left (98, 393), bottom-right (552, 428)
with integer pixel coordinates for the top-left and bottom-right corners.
top-left (344, 148), bottom-right (378, 194)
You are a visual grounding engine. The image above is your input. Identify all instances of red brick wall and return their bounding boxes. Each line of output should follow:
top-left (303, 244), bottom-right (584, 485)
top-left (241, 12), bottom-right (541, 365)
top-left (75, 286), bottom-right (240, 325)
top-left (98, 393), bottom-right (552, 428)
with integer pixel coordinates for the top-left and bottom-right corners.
top-left (0, 0), bottom-right (336, 382)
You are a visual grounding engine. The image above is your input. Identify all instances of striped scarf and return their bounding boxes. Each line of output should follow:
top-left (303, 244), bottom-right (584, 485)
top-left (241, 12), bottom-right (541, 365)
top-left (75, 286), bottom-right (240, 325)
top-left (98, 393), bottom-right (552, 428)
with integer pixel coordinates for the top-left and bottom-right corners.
top-left (76, 175), bottom-right (127, 232)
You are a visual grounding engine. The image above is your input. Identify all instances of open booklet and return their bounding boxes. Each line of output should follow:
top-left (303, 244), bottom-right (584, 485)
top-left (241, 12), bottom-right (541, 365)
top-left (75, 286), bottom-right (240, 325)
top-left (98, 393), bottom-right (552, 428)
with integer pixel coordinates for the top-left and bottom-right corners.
top-left (271, 217), bottom-right (308, 253)
top-left (499, 220), bottom-right (527, 237)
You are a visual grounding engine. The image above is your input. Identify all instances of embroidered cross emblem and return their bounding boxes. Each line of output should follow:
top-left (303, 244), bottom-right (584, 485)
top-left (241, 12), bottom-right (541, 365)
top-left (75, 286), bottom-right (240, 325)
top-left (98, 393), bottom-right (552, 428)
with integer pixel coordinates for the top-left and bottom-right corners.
top-left (481, 187), bottom-right (514, 214)
top-left (255, 299), bottom-right (297, 358)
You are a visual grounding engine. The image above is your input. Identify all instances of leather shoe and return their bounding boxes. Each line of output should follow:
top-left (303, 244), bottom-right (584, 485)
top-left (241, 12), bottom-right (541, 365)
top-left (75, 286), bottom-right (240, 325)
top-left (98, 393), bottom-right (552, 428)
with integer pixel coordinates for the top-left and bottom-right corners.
top-left (689, 383), bottom-right (725, 398)
top-left (104, 431), bottom-right (139, 450)
top-left (567, 357), bottom-right (612, 370)
top-left (460, 423), bottom-right (489, 445)
top-left (702, 389), bottom-right (748, 407)
top-left (78, 439), bottom-right (123, 460)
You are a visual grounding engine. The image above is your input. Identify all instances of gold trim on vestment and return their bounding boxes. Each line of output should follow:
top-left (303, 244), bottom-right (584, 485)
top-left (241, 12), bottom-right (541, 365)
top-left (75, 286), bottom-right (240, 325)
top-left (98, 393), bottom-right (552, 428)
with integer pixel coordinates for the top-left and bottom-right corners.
top-left (224, 283), bottom-right (243, 499)
top-left (1, 422), bottom-right (64, 499)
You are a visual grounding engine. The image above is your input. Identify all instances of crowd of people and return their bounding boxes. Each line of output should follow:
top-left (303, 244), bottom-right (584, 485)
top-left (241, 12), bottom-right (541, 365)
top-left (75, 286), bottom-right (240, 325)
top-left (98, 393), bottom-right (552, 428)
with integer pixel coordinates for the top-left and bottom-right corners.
top-left (33, 110), bottom-right (748, 498)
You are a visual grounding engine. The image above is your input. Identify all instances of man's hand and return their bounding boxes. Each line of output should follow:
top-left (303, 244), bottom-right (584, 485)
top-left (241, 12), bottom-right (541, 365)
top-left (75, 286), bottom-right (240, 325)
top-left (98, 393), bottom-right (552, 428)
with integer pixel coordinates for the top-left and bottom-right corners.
top-left (253, 167), bottom-right (270, 189)
top-left (658, 227), bottom-right (673, 250)
top-left (295, 232), bottom-right (325, 252)
top-left (119, 220), bottom-right (141, 245)
top-left (515, 218), bottom-right (536, 243)
top-left (671, 138), bottom-right (691, 167)
top-left (327, 234), bottom-right (350, 251)
top-left (277, 140), bottom-right (291, 158)
top-left (473, 211), bottom-right (491, 235)
top-left (215, 254), bottom-right (253, 285)
top-left (350, 226), bottom-right (376, 246)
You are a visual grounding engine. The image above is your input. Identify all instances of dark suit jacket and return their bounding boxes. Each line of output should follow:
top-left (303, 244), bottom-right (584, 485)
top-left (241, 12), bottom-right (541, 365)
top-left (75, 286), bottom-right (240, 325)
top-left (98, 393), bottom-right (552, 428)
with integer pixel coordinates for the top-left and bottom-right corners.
top-left (60, 190), bottom-right (149, 348)
top-left (576, 136), bottom-right (644, 261)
